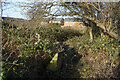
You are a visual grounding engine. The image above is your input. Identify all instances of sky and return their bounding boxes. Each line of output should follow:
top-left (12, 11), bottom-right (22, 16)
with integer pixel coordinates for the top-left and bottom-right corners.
top-left (1, 0), bottom-right (59, 20)
top-left (1, 0), bottom-right (119, 20)
top-left (1, 1), bottom-right (32, 19)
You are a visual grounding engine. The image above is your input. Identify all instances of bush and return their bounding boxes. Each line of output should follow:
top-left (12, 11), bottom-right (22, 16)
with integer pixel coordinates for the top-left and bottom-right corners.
top-left (76, 35), bottom-right (119, 78)
top-left (2, 25), bottom-right (63, 79)
top-left (2, 21), bottom-right (119, 79)
top-left (48, 23), bottom-right (61, 28)
top-left (64, 34), bottom-right (119, 78)
top-left (34, 27), bottom-right (82, 42)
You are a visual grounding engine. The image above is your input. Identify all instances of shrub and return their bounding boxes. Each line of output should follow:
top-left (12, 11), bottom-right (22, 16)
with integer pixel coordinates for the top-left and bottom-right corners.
top-left (34, 27), bottom-right (82, 42)
top-left (64, 34), bottom-right (119, 78)
top-left (2, 24), bottom-right (63, 79)
top-left (48, 23), bottom-right (61, 28)
top-left (76, 35), bottom-right (119, 78)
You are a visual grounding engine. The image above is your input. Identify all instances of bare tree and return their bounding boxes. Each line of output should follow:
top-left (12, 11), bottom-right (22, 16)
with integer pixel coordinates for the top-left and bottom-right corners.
top-left (17, 1), bottom-right (54, 28)
top-left (17, 1), bottom-right (119, 40)
top-left (48, 2), bottom-right (119, 40)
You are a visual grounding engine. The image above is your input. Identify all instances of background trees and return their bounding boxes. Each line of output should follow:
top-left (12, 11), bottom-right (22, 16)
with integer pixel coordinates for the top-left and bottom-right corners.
top-left (45, 2), bottom-right (120, 40)
top-left (18, 2), bottom-right (55, 28)
top-left (24, 1), bottom-right (120, 40)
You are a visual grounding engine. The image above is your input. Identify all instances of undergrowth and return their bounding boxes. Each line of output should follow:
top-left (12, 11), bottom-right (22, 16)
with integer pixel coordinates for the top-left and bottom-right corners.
top-left (1, 22), bottom-right (120, 79)
top-left (65, 35), bottom-right (119, 78)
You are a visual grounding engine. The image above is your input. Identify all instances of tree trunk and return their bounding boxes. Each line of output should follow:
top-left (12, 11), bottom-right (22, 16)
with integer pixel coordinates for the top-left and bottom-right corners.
top-left (89, 27), bottom-right (93, 40)
top-left (96, 22), bottom-right (118, 40)
top-left (78, 13), bottom-right (119, 40)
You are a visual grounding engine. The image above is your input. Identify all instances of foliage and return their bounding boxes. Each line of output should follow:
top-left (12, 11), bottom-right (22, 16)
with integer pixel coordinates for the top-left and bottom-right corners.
top-left (74, 35), bottom-right (119, 78)
top-left (1, 21), bottom-right (120, 79)
top-left (2, 23), bottom-right (64, 79)
top-left (48, 23), bottom-right (61, 28)
top-left (33, 27), bottom-right (82, 42)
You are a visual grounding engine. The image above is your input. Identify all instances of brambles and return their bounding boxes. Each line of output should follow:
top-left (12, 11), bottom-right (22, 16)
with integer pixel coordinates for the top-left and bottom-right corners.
top-left (1, 22), bottom-right (119, 79)
top-left (2, 23), bottom-right (64, 79)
